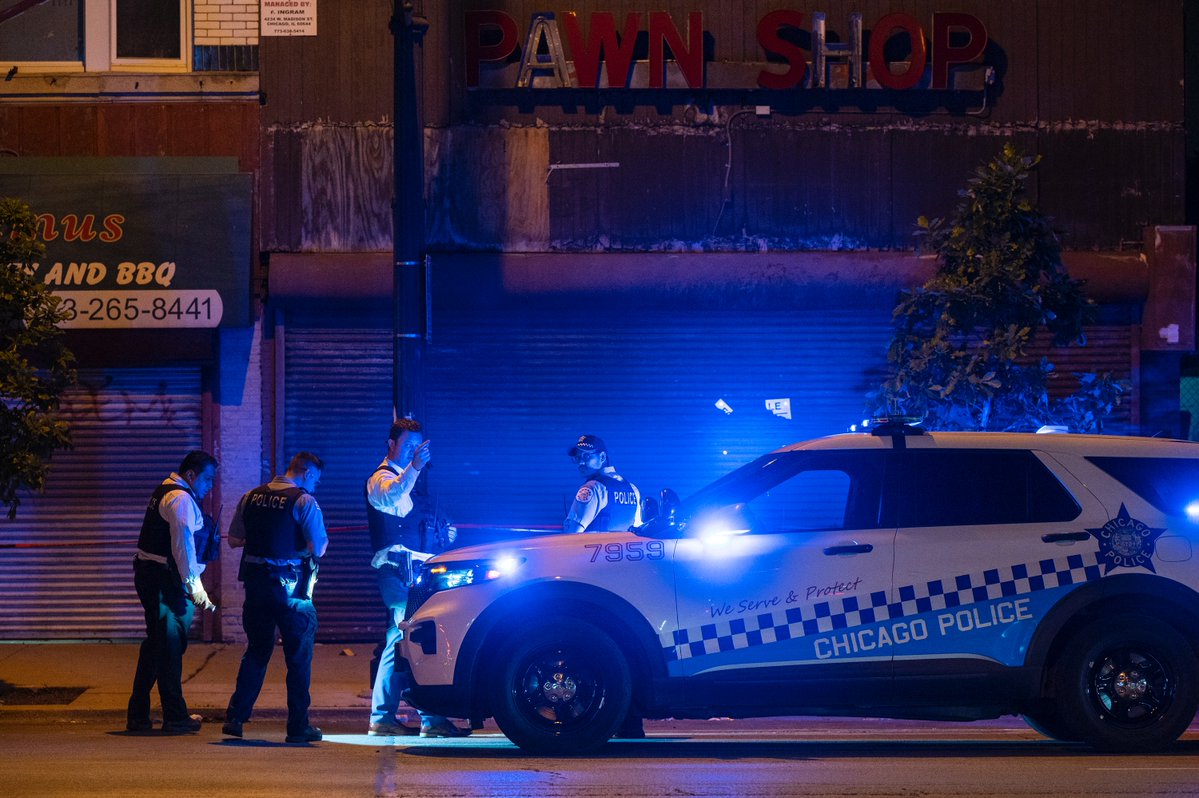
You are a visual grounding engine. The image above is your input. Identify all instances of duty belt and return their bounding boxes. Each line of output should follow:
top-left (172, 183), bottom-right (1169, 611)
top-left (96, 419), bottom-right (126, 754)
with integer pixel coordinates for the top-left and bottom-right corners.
top-left (242, 554), bottom-right (303, 566)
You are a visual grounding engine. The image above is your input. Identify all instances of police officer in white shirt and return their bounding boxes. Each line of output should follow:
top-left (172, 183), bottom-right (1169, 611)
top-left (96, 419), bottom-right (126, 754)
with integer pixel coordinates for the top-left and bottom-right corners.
top-left (365, 418), bottom-right (469, 738)
top-left (564, 434), bottom-right (642, 533)
top-left (564, 434), bottom-right (646, 738)
top-left (127, 450), bottom-right (217, 734)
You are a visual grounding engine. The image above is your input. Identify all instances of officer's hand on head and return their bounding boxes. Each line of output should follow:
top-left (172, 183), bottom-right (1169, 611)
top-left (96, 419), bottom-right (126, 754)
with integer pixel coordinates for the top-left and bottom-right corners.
top-left (411, 439), bottom-right (431, 471)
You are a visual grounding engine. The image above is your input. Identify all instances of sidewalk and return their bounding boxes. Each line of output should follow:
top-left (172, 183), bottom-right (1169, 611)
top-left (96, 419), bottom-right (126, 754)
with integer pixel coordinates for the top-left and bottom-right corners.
top-left (0, 642), bottom-right (373, 715)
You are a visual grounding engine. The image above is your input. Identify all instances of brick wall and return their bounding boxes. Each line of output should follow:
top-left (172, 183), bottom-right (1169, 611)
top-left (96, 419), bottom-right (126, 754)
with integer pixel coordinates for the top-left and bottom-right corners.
top-left (214, 317), bottom-right (265, 643)
top-left (195, 1), bottom-right (260, 47)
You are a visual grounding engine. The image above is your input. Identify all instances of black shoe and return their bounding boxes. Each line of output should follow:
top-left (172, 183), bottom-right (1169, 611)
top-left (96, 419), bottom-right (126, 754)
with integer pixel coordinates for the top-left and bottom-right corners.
top-left (162, 716), bottom-right (202, 733)
top-left (221, 720), bottom-right (243, 738)
top-left (125, 718), bottom-right (153, 732)
top-left (285, 726), bottom-right (322, 743)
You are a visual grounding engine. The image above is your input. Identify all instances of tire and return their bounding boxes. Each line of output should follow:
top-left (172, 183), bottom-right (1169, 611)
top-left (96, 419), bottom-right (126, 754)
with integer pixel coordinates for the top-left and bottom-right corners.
top-left (488, 619), bottom-right (631, 755)
top-left (1052, 615), bottom-right (1199, 752)
top-left (1022, 708), bottom-right (1079, 742)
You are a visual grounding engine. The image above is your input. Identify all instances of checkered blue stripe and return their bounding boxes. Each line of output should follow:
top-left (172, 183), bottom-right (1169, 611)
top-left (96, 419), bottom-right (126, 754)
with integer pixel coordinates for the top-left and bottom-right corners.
top-left (662, 551), bottom-right (1103, 661)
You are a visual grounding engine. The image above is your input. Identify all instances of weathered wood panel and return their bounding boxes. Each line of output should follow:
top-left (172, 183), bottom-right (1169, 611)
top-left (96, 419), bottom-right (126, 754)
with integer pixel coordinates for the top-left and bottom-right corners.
top-left (0, 104), bottom-right (257, 166)
top-left (299, 124), bottom-right (394, 251)
top-left (260, 123), bottom-right (1184, 253)
top-left (427, 125), bottom-right (550, 248)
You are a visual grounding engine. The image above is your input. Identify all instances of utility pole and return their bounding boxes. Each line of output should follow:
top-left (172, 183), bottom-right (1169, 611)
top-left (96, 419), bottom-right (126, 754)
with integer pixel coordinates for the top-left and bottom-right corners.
top-left (391, 1), bottom-right (428, 421)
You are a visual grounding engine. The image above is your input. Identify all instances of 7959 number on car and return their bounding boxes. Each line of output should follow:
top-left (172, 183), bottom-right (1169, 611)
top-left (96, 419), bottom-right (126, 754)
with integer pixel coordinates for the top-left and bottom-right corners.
top-left (584, 541), bottom-right (666, 562)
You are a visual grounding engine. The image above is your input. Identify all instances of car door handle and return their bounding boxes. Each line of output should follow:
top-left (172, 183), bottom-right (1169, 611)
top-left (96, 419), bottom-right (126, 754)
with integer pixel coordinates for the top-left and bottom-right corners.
top-left (823, 544), bottom-right (874, 556)
top-left (1041, 532), bottom-right (1090, 543)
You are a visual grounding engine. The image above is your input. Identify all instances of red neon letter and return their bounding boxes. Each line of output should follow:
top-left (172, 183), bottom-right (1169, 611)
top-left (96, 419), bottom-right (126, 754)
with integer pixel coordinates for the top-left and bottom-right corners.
top-left (868, 13), bottom-right (927, 90)
top-left (562, 11), bottom-right (640, 89)
top-left (756, 10), bottom-right (807, 90)
top-left (648, 11), bottom-right (703, 89)
top-left (100, 213), bottom-right (125, 243)
top-left (35, 213), bottom-right (57, 242)
top-left (60, 214), bottom-right (97, 243)
top-left (464, 10), bottom-right (518, 87)
top-left (930, 12), bottom-right (987, 90)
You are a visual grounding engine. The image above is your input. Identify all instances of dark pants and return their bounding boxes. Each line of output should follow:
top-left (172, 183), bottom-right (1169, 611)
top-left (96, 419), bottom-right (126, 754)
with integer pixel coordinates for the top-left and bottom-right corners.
top-left (226, 566), bottom-right (318, 736)
top-left (128, 557), bottom-right (195, 725)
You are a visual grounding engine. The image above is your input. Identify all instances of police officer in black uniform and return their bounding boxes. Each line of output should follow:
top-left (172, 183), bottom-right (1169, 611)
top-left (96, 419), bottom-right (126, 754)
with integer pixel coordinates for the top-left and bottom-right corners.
top-left (222, 452), bottom-right (328, 744)
top-left (127, 450), bottom-right (218, 733)
top-left (564, 434), bottom-right (642, 533)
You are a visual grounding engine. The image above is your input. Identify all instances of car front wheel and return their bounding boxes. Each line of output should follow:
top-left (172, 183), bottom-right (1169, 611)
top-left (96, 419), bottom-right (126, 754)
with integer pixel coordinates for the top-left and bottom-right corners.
top-left (488, 619), bottom-right (631, 755)
top-left (1053, 615), bottom-right (1199, 752)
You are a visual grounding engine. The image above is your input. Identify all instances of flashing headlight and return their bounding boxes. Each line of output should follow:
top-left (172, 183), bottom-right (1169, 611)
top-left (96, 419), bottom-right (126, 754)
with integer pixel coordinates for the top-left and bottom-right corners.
top-left (419, 556), bottom-right (525, 593)
top-left (687, 503), bottom-right (754, 545)
top-left (1185, 501), bottom-right (1199, 524)
top-left (696, 522), bottom-right (750, 545)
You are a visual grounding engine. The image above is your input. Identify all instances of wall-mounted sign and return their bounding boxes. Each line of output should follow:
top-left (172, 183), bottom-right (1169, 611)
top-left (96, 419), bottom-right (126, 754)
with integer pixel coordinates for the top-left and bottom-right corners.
top-left (0, 157), bottom-right (251, 329)
top-left (261, 0), bottom-right (317, 37)
top-left (465, 9), bottom-right (988, 92)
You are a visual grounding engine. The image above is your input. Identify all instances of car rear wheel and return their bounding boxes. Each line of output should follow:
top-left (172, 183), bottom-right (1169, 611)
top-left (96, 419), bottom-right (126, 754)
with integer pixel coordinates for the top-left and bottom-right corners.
top-left (1052, 615), bottom-right (1199, 752)
top-left (488, 619), bottom-right (631, 755)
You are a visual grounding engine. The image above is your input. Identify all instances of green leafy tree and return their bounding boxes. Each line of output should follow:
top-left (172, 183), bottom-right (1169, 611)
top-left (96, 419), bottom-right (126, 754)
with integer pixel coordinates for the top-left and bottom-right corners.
top-left (1, 198), bottom-right (75, 518)
top-left (871, 144), bottom-right (1127, 432)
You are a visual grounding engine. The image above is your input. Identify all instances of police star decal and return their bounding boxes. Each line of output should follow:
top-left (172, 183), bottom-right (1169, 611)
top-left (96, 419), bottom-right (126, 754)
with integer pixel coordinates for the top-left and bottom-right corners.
top-left (1086, 503), bottom-right (1166, 574)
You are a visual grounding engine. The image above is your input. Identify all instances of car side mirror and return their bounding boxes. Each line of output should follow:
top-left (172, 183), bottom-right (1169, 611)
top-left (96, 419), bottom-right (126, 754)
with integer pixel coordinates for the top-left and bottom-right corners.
top-left (659, 488), bottom-right (680, 523)
top-left (634, 488), bottom-right (683, 538)
top-left (640, 495), bottom-right (659, 522)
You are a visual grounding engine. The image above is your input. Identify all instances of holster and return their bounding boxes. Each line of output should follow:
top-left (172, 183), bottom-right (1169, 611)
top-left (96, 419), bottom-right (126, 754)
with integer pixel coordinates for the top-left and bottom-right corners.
top-left (386, 548), bottom-right (413, 585)
top-left (296, 558), bottom-right (319, 601)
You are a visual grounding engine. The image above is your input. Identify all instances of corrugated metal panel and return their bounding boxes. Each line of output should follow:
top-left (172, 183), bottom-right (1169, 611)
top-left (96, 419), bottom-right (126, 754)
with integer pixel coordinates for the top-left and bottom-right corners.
top-left (1039, 128), bottom-right (1187, 249)
top-left (1029, 324), bottom-right (1136, 434)
top-left (282, 311), bottom-right (394, 641)
top-left (0, 368), bottom-right (203, 639)
top-left (422, 303), bottom-right (895, 533)
top-left (1037, 0), bottom-right (1182, 122)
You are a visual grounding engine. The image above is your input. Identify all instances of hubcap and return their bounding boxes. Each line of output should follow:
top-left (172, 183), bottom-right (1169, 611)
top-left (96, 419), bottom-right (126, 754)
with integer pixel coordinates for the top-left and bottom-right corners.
top-left (514, 648), bottom-right (605, 731)
top-left (1090, 646), bottom-right (1174, 726)
top-left (542, 672), bottom-right (578, 703)
top-left (1112, 670), bottom-right (1149, 702)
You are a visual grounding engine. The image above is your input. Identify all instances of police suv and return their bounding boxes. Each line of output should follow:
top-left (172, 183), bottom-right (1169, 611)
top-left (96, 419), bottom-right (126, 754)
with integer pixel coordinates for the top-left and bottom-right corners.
top-left (398, 424), bottom-right (1199, 754)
